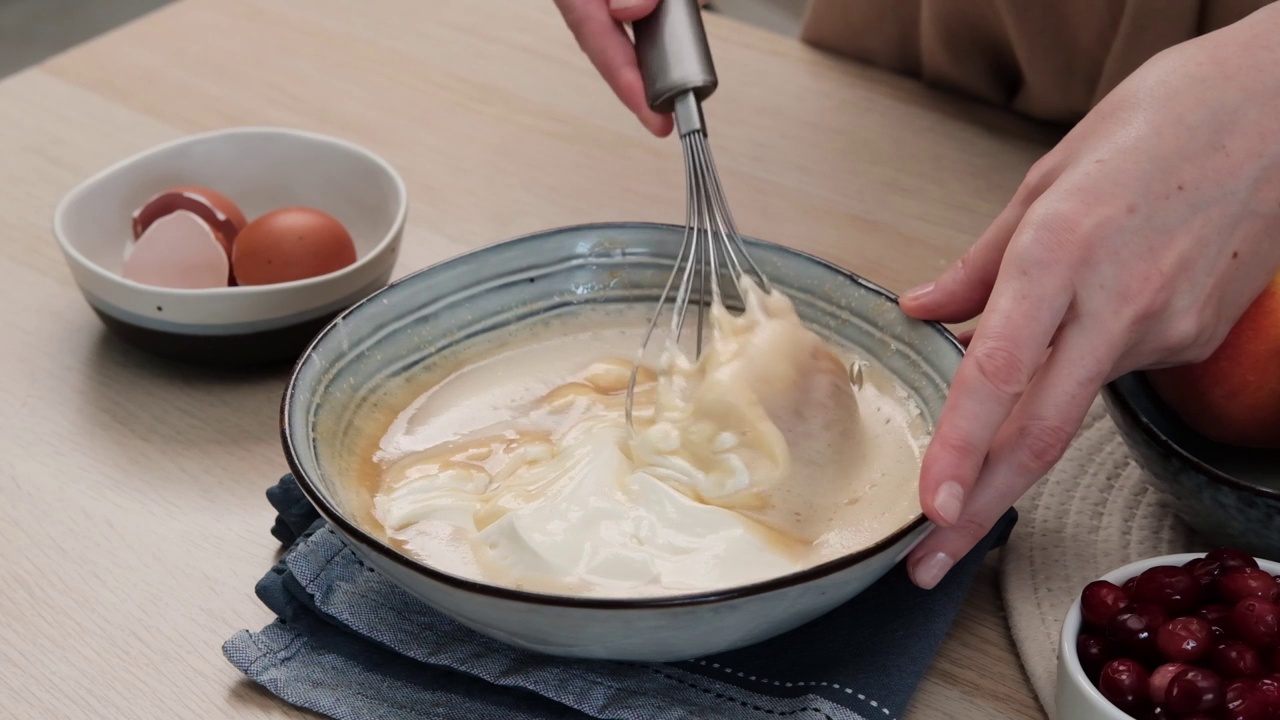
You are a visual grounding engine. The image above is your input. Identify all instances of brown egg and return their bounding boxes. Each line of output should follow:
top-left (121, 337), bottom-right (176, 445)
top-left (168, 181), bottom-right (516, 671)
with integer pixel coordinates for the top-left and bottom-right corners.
top-left (231, 207), bottom-right (357, 285)
top-left (131, 185), bottom-right (247, 255)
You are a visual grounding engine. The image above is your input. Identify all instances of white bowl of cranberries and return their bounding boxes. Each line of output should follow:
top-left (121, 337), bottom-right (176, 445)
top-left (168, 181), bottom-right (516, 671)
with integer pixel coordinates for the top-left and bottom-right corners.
top-left (1057, 549), bottom-right (1280, 719)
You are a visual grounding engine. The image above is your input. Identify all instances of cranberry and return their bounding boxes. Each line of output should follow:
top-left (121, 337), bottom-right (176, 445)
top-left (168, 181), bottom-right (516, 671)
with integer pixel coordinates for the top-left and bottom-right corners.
top-left (1149, 662), bottom-right (1189, 705)
top-left (1211, 641), bottom-right (1266, 679)
top-left (1198, 603), bottom-right (1234, 637)
top-left (1099, 658), bottom-right (1152, 714)
top-left (1082, 580), bottom-right (1131, 629)
top-left (1224, 694), bottom-right (1270, 720)
top-left (1232, 599), bottom-right (1280, 649)
top-left (1165, 666), bottom-right (1224, 714)
top-left (1219, 568), bottom-right (1280, 604)
top-left (1208, 548), bottom-right (1260, 572)
top-left (1108, 603), bottom-right (1169, 661)
top-left (1157, 617), bottom-right (1214, 663)
top-left (1076, 634), bottom-right (1113, 681)
top-left (1253, 675), bottom-right (1280, 710)
top-left (1125, 576), bottom-right (1140, 597)
top-left (1134, 566), bottom-right (1204, 615)
top-left (1185, 557), bottom-right (1225, 594)
top-left (1226, 679), bottom-right (1256, 706)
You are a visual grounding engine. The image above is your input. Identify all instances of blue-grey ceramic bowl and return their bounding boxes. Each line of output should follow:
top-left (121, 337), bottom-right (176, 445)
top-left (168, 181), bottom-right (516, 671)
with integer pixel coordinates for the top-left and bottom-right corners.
top-left (1103, 373), bottom-right (1280, 560)
top-left (282, 222), bottom-right (962, 661)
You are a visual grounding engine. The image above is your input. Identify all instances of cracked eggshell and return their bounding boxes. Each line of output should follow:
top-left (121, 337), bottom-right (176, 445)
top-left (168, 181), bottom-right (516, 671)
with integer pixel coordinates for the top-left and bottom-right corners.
top-left (121, 210), bottom-right (231, 289)
top-left (131, 185), bottom-right (246, 256)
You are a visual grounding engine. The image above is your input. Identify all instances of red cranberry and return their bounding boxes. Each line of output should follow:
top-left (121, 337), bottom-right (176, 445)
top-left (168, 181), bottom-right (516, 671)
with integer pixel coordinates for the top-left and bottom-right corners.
top-left (1076, 633), bottom-right (1113, 681)
top-left (1222, 681), bottom-right (1262, 720)
top-left (1219, 568), bottom-right (1280, 604)
top-left (1156, 617), bottom-right (1214, 663)
top-left (1134, 566), bottom-right (1203, 615)
top-left (1207, 548), bottom-right (1260, 572)
top-left (1165, 666), bottom-right (1224, 715)
top-left (1082, 580), bottom-right (1131, 629)
top-left (1232, 599), bottom-right (1280, 649)
top-left (1224, 695), bottom-right (1270, 720)
top-left (1185, 557), bottom-right (1225, 594)
top-left (1211, 641), bottom-right (1266, 679)
top-left (1108, 603), bottom-right (1169, 661)
top-left (1149, 662), bottom-right (1190, 705)
top-left (1253, 675), bottom-right (1280, 710)
top-left (1098, 658), bottom-right (1151, 714)
top-left (1226, 679), bottom-right (1255, 706)
top-left (1124, 576), bottom-right (1140, 597)
top-left (1198, 603), bottom-right (1234, 637)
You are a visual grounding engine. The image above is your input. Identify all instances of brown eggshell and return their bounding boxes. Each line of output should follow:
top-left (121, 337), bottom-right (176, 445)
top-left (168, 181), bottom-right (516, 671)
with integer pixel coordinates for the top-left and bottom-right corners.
top-left (121, 210), bottom-right (231, 289)
top-left (231, 207), bottom-right (357, 286)
top-left (131, 185), bottom-right (247, 255)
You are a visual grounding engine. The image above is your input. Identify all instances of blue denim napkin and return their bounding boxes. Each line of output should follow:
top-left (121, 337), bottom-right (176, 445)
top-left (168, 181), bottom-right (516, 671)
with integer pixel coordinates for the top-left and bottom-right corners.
top-left (224, 475), bottom-right (1016, 720)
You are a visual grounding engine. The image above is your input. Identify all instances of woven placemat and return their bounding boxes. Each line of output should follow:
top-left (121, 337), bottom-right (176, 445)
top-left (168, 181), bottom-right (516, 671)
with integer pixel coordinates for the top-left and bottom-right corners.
top-left (1000, 397), bottom-right (1206, 719)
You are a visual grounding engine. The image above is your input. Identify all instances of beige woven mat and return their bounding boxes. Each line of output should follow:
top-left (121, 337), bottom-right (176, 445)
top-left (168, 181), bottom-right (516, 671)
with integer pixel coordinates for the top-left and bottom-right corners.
top-left (1000, 397), bottom-right (1204, 719)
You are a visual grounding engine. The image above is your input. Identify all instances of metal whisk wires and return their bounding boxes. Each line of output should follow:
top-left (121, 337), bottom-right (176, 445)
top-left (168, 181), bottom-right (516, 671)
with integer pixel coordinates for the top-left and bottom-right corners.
top-left (624, 92), bottom-right (771, 428)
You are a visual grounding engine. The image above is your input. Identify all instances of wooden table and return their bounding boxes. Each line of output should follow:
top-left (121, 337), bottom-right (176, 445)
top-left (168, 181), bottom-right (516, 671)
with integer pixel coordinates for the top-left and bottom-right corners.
top-left (0, 1), bottom-right (1061, 717)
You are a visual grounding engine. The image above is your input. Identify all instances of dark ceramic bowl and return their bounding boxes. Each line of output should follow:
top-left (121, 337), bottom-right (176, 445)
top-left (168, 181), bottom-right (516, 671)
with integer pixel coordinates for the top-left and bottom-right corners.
top-left (1103, 373), bottom-right (1280, 560)
top-left (53, 127), bottom-right (407, 368)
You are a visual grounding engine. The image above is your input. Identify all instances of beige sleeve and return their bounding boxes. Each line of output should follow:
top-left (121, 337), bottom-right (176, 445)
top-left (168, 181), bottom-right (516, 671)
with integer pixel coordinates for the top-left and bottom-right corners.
top-left (799, 0), bottom-right (1272, 124)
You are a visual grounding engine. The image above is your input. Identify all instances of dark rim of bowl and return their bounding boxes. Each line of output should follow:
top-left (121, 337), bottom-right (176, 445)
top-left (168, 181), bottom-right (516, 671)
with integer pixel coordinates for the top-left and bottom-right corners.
top-left (1102, 375), bottom-right (1280, 501)
top-left (281, 221), bottom-right (957, 609)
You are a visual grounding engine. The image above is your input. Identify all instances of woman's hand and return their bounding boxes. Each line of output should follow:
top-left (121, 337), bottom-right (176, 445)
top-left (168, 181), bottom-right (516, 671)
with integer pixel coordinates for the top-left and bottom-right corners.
top-left (900, 5), bottom-right (1280, 589)
top-left (553, 0), bottom-right (674, 136)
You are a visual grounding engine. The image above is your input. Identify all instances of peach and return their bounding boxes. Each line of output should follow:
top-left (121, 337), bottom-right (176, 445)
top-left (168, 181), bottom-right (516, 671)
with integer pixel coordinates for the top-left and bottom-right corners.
top-left (1147, 274), bottom-right (1280, 448)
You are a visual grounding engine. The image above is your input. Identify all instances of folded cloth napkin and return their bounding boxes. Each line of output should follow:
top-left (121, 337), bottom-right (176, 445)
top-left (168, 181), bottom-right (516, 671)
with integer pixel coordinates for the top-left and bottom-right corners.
top-left (225, 475), bottom-right (1017, 720)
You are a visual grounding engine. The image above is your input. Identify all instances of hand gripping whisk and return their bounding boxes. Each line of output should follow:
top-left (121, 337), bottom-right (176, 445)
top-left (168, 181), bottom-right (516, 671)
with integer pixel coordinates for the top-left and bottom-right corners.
top-left (624, 0), bottom-right (772, 427)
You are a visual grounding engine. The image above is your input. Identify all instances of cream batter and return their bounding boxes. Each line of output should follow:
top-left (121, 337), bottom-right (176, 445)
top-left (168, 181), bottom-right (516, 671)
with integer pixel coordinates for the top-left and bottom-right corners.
top-left (368, 280), bottom-right (927, 598)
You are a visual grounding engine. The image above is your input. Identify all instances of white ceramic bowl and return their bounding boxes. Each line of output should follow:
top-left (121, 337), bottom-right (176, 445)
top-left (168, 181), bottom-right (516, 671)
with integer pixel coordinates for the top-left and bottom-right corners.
top-left (284, 222), bottom-right (963, 661)
top-left (53, 126), bottom-right (406, 367)
top-left (1057, 552), bottom-right (1280, 719)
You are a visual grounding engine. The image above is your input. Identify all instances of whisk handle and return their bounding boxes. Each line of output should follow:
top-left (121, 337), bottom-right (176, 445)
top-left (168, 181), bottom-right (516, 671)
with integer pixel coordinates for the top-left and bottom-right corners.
top-left (632, 0), bottom-right (718, 114)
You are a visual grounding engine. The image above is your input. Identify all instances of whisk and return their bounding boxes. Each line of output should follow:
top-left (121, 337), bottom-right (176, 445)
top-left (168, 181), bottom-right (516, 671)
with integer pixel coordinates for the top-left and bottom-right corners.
top-left (624, 0), bottom-right (771, 427)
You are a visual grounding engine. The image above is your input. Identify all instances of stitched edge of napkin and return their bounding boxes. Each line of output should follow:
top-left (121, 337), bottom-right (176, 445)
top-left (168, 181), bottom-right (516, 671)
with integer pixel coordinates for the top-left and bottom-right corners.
top-left (1000, 398), bottom-right (1195, 719)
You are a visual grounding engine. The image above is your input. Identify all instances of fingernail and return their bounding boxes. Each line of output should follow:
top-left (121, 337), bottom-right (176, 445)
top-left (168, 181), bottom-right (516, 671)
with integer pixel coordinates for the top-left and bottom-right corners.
top-left (901, 282), bottom-right (934, 302)
top-left (912, 551), bottom-right (955, 590)
top-left (609, 0), bottom-right (646, 9)
top-left (933, 481), bottom-right (965, 526)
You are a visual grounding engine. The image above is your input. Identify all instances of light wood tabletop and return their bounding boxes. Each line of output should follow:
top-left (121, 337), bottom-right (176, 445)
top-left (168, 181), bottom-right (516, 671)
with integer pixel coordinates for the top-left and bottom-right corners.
top-left (0, 1), bottom-right (1062, 717)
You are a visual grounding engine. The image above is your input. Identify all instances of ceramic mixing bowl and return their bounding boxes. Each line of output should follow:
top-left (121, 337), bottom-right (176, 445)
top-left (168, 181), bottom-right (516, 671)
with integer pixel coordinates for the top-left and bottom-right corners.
top-left (283, 222), bottom-right (962, 661)
top-left (1103, 374), bottom-right (1280, 561)
top-left (53, 126), bottom-right (407, 367)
